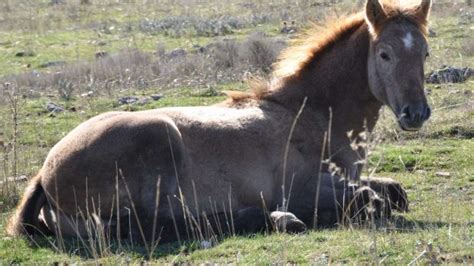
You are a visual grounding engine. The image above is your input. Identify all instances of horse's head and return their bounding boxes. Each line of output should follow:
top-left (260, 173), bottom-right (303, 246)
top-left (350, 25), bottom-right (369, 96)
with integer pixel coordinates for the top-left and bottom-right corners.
top-left (366, 0), bottom-right (432, 131)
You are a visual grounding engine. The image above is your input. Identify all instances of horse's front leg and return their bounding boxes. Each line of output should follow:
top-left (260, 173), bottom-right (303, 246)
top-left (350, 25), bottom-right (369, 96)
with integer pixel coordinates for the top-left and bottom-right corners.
top-left (222, 176), bottom-right (409, 234)
top-left (286, 173), bottom-right (409, 228)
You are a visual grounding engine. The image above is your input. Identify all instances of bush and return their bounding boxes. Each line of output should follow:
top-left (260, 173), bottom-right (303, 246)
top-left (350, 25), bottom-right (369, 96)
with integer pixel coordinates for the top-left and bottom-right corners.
top-left (1, 35), bottom-right (287, 99)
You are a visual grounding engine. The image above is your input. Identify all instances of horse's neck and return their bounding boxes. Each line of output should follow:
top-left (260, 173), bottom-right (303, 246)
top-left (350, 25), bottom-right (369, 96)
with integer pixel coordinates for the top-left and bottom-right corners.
top-left (269, 23), bottom-right (383, 135)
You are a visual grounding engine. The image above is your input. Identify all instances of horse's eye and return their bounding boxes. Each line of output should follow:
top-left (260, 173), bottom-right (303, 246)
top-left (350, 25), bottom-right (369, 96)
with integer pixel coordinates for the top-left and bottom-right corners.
top-left (380, 52), bottom-right (390, 61)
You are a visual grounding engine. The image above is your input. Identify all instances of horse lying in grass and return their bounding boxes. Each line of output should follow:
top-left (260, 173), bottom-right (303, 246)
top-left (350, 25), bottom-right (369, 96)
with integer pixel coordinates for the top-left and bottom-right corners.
top-left (8, 0), bottom-right (432, 244)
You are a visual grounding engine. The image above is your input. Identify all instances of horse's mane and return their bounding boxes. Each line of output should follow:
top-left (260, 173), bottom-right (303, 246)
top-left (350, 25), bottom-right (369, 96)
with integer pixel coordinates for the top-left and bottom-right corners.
top-left (226, 0), bottom-right (429, 104)
top-left (272, 14), bottom-right (366, 81)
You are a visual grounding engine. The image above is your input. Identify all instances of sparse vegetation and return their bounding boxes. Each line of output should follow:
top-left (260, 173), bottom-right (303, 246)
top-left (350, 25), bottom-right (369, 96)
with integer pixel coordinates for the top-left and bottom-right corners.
top-left (0, 0), bottom-right (473, 264)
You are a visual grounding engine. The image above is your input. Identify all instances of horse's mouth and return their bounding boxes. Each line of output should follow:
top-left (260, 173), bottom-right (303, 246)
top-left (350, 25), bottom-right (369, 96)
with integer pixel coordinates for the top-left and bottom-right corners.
top-left (397, 116), bottom-right (426, 131)
top-left (397, 120), bottom-right (423, 131)
top-left (393, 103), bottom-right (431, 132)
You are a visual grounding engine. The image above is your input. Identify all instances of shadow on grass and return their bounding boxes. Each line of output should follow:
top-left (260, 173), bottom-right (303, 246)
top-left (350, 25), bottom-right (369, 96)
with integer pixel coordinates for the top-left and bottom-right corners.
top-left (389, 215), bottom-right (470, 231)
top-left (28, 235), bottom-right (187, 260)
top-left (24, 215), bottom-right (472, 260)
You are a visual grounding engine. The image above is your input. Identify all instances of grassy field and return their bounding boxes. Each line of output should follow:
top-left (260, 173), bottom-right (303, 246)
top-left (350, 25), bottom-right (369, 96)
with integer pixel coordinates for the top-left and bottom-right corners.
top-left (0, 0), bottom-right (473, 264)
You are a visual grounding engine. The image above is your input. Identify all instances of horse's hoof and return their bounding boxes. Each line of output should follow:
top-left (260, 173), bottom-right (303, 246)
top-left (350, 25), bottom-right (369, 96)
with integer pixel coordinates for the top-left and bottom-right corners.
top-left (386, 181), bottom-right (409, 212)
top-left (270, 211), bottom-right (307, 233)
top-left (361, 177), bottom-right (409, 212)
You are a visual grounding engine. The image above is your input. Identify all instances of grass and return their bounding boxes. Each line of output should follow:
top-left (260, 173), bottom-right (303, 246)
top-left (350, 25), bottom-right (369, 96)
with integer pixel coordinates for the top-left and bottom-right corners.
top-left (0, 84), bottom-right (472, 264)
top-left (0, 28), bottom-right (222, 75)
top-left (0, 0), bottom-right (473, 264)
top-left (0, 0), bottom-right (293, 75)
top-left (369, 139), bottom-right (474, 174)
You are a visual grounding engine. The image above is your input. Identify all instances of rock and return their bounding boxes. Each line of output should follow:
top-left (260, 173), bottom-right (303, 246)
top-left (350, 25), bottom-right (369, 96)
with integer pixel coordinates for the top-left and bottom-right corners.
top-left (95, 51), bottom-right (109, 59)
top-left (136, 98), bottom-right (150, 106)
top-left (150, 94), bottom-right (163, 101)
top-left (118, 96), bottom-right (139, 105)
top-left (427, 66), bottom-right (473, 84)
top-left (192, 44), bottom-right (206, 53)
top-left (81, 91), bottom-right (94, 97)
top-left (168, 48), bottom-right (186, 58)
top-left (118, 96), bottom-right (152, 106)
top-left (15, 51), bottom-right (35, 57)
top-left (46, 102), bottom-right (64, 113)
top-left (436, 172), bottom-right (451, 177)
top-left (39, 61), bottom-right (67, 68)
top-left (97, 41), bottom-right (107, 46)
top-left (428, 28), bottom-right (437, 37)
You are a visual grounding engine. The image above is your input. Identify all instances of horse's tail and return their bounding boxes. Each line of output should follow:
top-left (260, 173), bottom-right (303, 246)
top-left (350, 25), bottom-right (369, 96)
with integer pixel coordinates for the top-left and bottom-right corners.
top-left (6, 173), bottom-right (47, 236)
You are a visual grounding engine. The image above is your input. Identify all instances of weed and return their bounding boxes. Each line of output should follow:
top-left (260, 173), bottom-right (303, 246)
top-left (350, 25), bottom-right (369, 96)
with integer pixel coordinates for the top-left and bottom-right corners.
top-left (0, 0), bottom-right (473, 264)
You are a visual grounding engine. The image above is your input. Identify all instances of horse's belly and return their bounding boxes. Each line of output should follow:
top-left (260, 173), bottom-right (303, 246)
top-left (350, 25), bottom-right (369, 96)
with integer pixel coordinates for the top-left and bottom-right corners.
top-left (176, 131), bottom-right (280, 213)
top-left (158, 106), bottom-right (285, 213)
top-left (179, 160), bottom-right (277, 215)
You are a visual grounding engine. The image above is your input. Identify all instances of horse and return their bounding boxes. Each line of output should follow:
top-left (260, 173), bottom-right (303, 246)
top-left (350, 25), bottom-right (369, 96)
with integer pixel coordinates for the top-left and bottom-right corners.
top-left (7, 0), bottom-right (432, 244)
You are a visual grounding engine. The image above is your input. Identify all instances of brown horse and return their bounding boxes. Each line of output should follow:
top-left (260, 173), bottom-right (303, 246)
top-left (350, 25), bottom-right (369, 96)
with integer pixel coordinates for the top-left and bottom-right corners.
top-left (8, 0), bottom-right (432, 243)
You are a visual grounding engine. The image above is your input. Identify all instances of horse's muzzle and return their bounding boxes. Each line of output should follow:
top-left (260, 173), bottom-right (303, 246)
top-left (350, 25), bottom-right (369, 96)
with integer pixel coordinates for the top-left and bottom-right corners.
top-left (398, 103), bottom-right (431, 131)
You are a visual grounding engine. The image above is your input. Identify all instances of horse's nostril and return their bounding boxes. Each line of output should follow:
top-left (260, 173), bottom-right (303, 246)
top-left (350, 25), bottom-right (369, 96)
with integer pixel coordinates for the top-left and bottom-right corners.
top-left (401, 105), bottom-right (410, 119)
top-left (424, 106), bottom-right (431, 120)
top-left (401, 104), bottom-right (430, 123)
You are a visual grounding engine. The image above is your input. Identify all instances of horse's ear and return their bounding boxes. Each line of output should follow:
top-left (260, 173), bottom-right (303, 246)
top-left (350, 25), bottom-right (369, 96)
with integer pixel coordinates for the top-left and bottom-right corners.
top-left (415, 0), bottom-right (432, 21)
top-left (365, 0), bottom-right (387, 30)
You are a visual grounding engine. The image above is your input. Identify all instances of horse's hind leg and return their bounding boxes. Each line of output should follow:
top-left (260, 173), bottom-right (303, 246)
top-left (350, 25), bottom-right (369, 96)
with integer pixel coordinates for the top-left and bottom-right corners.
top-left (125, 116), bottom-right (187, 244)
top-left (40, 204), bottom-right (117, 241)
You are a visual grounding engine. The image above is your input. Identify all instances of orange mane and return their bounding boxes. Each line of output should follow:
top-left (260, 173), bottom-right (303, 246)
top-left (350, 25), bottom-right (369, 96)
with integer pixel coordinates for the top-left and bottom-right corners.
top-left (272, 13), bottom-right (366, 80)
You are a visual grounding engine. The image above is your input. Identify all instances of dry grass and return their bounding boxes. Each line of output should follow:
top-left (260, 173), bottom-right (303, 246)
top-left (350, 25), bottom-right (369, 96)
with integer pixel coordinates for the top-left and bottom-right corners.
top-left (0, 0), bottom-right (473, 264)
top-left (0, 36), bottom-right (285, 102)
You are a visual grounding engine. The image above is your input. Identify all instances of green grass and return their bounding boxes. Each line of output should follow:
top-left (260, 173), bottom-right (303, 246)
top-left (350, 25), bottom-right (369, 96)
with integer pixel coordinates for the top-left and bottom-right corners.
top-left (0, 29), bottom-right (221, 75)
top-left (0, 1), bottom-right (473, 264)
top-left (370, 139), bottom-right (474, 174)
top-left (0, 0), bottom-right (289, 75)
top-left (1, 86), bottom-right (472, 263)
